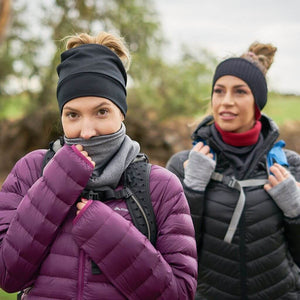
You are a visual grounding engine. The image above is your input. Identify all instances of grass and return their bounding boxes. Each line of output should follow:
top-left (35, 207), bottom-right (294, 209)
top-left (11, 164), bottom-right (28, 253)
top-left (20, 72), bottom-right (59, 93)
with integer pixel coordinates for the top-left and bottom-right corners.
top-left (263, 93), bottom-right (300, 125)
top-left (0, 289), bottom-right (18, 299)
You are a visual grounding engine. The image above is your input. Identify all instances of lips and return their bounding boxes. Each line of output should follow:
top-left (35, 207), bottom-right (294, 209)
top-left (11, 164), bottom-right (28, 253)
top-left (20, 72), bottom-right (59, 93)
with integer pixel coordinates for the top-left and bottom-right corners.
top-left (219, 111), bottom-right (237, 120)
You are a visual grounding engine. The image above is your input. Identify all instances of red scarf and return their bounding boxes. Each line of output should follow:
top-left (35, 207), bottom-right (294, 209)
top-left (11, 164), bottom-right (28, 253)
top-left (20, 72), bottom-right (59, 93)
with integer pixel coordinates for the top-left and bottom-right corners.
top-left (214, 121), bottom-right (262, 147)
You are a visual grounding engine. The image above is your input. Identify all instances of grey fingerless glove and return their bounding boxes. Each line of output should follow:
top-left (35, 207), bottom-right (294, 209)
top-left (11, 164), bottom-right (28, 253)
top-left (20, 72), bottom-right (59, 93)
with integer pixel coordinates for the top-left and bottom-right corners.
top-left (183, 150), bottom-right (216, 191)
top-left (266, 175), bottom-right (300, 218)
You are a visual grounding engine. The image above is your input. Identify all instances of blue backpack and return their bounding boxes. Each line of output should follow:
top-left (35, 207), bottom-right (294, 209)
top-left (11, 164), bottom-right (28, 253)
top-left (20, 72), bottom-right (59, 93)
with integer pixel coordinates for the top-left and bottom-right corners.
top-left (267, 140), bottom-right (289, 170)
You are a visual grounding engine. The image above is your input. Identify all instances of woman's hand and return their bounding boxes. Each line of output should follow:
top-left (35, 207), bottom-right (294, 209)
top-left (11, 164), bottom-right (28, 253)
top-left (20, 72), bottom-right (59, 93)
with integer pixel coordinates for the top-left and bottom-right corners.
top-left (264, 163), bottom-right (290, 191)
top-left (73, 145), bottom-right (95, 215)
top-left (183, 142), bottom-right (216, 192)
top-left (75, 144), bottom-right (95, 167)
top-left (76, 198), bottom-right (88, 215)
top-left (264, 163), bottom-right (300, 218)
top-left (184, 142), bottom-right (214, 168)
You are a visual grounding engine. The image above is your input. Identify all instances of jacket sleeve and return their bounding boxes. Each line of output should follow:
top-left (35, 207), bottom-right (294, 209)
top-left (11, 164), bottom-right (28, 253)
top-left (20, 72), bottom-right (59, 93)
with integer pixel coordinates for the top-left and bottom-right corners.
top-left (283, 149), bottom-right (300, 267)
top-left (0, 146), bottom-right (93, 292)
top-left (166, 151), bottom-right (204, 249)
top-left (72, 166), bottom-right (198, 300)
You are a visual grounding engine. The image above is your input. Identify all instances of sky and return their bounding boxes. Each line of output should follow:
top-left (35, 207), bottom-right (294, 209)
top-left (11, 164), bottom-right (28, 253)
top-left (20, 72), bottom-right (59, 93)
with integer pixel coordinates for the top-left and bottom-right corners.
top-left (153, 0), bottom-right (300, 95)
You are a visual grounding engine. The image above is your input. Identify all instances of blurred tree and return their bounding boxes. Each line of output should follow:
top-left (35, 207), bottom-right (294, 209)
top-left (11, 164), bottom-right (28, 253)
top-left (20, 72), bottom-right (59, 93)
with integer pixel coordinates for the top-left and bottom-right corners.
top-left (0, 1), bottom-right (43, 98)
top-left (36, 0), bottom-right (164, 109)
top-left (0, 0), bottom-right (11, 96)
top-left (129, 46), bottom-right (216, 120)
top-left (0, 0), bottom-right (217, 176)
top-left (0, 0), bottom-right (215, 118)
top-left (0, 0), bottom-right (163, 106)
top-left (0, 0), bottom-right (10, 44)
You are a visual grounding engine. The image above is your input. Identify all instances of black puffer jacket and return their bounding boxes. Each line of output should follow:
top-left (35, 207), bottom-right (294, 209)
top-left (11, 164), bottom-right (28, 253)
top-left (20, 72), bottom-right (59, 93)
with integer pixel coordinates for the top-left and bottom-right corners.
top-left (167, 115), bottom-right (300, 300)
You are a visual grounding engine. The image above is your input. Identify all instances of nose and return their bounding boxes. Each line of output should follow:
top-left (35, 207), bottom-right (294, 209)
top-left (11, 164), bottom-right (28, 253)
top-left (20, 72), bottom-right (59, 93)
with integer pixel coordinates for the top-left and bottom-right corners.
top-left (221, 91), bottom-right (234, 106)
top-left (80, 119), bottom-right (97, 140)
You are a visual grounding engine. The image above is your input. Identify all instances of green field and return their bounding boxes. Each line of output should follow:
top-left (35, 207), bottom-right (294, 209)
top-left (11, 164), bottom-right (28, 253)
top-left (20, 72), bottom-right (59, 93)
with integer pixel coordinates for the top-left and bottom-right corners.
top-left (263, 93), bottom-right (300, 125)
top-left (0, 289), bottom-right (17, 299)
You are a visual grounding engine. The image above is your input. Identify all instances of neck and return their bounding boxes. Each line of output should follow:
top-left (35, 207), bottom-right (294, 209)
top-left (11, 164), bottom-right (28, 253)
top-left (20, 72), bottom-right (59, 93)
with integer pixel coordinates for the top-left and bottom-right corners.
top-left (214, 121), bottom-right (262, 146)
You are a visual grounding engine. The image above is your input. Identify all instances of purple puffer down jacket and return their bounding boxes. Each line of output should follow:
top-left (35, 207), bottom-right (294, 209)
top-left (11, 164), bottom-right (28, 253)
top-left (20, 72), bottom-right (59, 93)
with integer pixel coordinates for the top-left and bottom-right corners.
top-left (0, 145), bottom-right (197, 299)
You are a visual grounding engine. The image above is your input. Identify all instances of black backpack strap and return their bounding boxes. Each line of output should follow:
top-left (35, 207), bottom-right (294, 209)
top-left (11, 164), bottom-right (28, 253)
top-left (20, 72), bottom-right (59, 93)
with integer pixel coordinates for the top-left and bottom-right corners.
top-left (211, 172), bottom-right (268, 244)
top-left (88, 154), bottom-right (157, 275)
top-left (124, 154), bottom-right (157, 246)
top-left (81, 186), bottom-right (133, 201)
top-left (81, 153), bottom-right (157, 246)
top-left (41, 137), bottom-right (64, 176)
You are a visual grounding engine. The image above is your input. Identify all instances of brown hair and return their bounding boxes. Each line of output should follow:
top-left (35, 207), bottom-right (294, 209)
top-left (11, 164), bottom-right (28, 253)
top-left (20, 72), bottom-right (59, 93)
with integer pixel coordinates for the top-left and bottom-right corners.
top-left (64, 32), bottom-right (131, 71)
top-left (240, 42), bottom-right (277, 75)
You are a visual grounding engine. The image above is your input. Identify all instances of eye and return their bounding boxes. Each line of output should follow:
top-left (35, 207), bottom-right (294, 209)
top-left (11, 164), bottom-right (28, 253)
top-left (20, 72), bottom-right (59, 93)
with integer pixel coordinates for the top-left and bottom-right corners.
top-left (213, 88), bottom-right (223, 94)
top-left (97, 108), bottom-right (109, 116)
top-left (66, 112), bottom-right (78, 119)
top-left (236, 88), bottom-right (248, 95)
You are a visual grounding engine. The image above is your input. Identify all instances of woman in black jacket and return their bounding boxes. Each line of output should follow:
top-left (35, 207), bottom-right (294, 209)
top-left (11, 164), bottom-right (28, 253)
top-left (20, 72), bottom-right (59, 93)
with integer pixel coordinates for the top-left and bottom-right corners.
top-left (167, 42), bottom-right (300, 300)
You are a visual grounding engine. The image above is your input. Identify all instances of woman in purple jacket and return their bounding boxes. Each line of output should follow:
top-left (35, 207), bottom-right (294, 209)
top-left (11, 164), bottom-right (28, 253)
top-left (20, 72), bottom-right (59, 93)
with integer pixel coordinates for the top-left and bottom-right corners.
top-left (0, 32), bottom-right (197, 299)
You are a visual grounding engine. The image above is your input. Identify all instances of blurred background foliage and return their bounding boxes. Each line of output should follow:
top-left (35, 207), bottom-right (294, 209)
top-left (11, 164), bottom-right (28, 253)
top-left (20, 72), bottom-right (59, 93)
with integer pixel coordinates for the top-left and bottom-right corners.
top-left (0, 0), bottom-right (219, 174)
top-left (0, 0), bottom-right (299, 178)
top-left (0, 0), bottom-right (214, 118)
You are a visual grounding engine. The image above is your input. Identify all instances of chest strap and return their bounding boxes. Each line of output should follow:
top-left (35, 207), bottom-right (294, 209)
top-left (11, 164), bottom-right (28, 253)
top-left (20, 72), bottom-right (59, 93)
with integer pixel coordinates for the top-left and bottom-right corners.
top-left (211, 172), bottom-right (268, 244)
top-left (81, 187), bottom-right (133, 201)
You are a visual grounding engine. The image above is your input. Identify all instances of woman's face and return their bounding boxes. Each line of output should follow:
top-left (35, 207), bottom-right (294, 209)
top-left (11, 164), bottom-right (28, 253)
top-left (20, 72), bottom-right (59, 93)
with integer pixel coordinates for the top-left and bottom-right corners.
top-left (212, 75), bottom-right (256, 133)
top-left (62, 96), bottom-right (124, 139)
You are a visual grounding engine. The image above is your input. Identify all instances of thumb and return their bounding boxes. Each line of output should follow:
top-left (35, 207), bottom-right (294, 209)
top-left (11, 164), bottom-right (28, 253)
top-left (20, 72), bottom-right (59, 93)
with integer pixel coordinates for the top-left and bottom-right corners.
top-left (75, 144), bottom-right (83, 151)
top-left (264, 183), bottom-right (271, 191)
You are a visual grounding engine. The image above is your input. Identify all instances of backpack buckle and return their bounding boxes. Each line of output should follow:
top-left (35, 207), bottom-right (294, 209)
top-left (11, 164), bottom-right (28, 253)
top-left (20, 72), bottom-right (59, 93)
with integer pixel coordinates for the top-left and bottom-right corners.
top-left (228, 178), bottom-right (238, 189)
top-left (84, 190), bottom-right (102, 200)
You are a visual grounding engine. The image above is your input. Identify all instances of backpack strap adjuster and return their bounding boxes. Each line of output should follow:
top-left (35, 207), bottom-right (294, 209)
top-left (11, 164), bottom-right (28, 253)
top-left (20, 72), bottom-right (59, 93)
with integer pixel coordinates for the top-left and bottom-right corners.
top-left (228, 178), bottom-right (238, 189)
top-left (211, 171), bottom-right (269, 244)
top-left (82, 190), bottom-right (103, 200)
top-left (81, 187), bottom-right (134, 201)
top-left (211, 172), bottom-right (239, 190)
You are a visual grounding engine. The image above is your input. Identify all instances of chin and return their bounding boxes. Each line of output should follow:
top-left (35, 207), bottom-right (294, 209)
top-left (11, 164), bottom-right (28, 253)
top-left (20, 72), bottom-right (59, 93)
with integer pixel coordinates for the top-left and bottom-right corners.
top-left (217, 123), bottom-right (236, 132)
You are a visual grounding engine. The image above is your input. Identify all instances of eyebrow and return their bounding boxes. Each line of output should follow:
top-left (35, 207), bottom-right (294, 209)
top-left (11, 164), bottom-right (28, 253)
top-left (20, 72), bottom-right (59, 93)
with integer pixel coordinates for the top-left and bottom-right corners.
top-left (214, 84), bottom-right (249, 88)
top-left (63, 100), bottom-right (113, 111)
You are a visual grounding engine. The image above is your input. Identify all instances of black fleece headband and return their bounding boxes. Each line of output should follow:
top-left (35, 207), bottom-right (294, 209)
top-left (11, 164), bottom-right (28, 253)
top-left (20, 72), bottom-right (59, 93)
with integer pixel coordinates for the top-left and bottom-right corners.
top-left (57, 44), bottom-right (127, 115)
top-left (212, 57), bottom-right (268, 110)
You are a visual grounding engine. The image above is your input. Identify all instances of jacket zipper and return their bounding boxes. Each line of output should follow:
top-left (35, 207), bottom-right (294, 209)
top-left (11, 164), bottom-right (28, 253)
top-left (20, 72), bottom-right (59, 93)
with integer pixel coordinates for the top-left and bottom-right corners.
top-left (77, 250), bottom-right (85, 300)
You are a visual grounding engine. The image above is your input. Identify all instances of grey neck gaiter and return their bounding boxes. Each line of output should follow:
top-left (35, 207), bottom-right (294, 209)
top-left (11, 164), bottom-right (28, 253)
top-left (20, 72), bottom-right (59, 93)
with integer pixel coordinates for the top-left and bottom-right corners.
top-left (64, 123), bottom-right (140, 189)
top-left (65, 123), bottom-right (126, 171)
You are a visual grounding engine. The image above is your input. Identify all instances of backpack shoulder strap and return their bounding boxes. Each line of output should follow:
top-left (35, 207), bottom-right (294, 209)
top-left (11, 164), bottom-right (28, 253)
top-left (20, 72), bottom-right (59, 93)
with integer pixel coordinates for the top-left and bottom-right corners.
top-left (209, 140), bottom-right (288, 244)
top-left (124, 153), bottom-right (157, 246)
top-left (211, 172), bottom-right (268, 244)
top-left (89, 154), bottom-right (156, 275)
top-left (41, 137), bottom-right (64, 176)
top-left (80, 153), bottom-right (157, 246)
